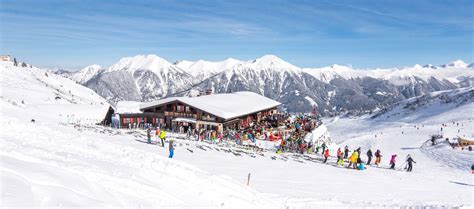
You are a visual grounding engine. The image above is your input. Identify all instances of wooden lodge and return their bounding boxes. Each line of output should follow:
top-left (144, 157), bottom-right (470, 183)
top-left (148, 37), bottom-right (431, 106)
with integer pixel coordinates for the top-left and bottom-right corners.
top-left (113, 91), bottom-right (281, 131)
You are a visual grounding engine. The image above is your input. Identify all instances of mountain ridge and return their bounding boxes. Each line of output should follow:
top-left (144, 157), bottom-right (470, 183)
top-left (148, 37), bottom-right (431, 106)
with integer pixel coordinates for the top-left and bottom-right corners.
top-left (56, 54), bottom-right (474, 116)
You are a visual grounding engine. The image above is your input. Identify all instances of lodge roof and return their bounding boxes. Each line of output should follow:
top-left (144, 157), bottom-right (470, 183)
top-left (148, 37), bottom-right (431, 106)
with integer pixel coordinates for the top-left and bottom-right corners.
top-left (115, 101), bottom-right (143, 114)
top-left (140, 91), bottom-right (281, 120)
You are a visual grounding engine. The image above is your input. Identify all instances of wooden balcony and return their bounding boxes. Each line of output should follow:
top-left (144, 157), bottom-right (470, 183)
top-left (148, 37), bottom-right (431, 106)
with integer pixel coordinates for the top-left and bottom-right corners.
top-left (164, 111), bottom-right (197, 119)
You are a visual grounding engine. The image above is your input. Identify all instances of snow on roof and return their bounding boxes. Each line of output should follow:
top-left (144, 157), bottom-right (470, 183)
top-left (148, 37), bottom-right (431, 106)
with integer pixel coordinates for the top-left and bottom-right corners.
top-left (140, 91), bottom-right (281, 120)
top-left (116, 101), bottom-right (143, 114)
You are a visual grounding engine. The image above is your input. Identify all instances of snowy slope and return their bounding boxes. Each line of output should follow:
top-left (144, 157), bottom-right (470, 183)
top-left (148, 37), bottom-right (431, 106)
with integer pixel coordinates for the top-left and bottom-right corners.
top-left (371, 87), bottom-right (474, 122)
top-left (0, 61), bottom-right (110, 123)
top-left (0, 61), bottom-right (278, 209)
top-left (3, 60), bottom-right (473, 208)
top-left (319, 89), bottom-right (473, 207)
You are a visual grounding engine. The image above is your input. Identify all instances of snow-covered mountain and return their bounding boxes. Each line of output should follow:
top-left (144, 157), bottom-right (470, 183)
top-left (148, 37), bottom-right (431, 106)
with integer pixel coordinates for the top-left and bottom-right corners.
top-left (176, 58), bottom-right (244, 81)
top-left (66, 64), bottom-right (104, 84)
top-left (371, 87), bottom-right (474, 121)
top-left (58, 54), bottom-right (474, 116)
top-left (81, 55), bottom-right (194, 102)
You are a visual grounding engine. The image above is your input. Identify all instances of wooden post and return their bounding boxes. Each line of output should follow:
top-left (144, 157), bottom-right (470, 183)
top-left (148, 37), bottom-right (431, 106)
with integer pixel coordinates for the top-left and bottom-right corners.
top-left (247, 173), bottom-right (251, 186)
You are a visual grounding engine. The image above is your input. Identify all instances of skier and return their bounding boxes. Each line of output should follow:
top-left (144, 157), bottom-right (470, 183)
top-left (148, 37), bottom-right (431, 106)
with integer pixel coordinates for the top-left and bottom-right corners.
top-left (323, 149), bottom-right (330, 163)
top-left (159, 130), bottom-right (166, 147)
top-left (321, 142), bottom-right (326, 155)
top-left (337, 148), bottom-right (344, 166)
top-left (347, 151), bottom-right (358, 169)
top-left (146, 127), bottom-right (151, 143)
top-left (344, 145), bottom-right (349, 159)
top-left (168, 139), bottom-right (174, 158)
top-left (358, 162), bottom-right (365, 170)
top-left (375, 149), bottom-right (382, 166)
top-left (405, 154), bottom-right (416, 172)
top-left (155, 127), bottom-right (160, 143)
top-left (366, 149), bottom-right (373, 165)
top-left (280, 139), bottom-right (286, 152)
top-left (389, 154), bottom-right (397, 169)
top-left (307, 141), bottom-right (313, 154)
top-left (356, 147), bottom-right (362, 166)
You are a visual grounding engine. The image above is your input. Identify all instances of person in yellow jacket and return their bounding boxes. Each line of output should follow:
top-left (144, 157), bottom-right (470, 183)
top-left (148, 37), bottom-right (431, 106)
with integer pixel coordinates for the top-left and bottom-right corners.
top-left (159, 130), bottom-right (166, 147)
top-left (347, 151), bottom-right (358, 169)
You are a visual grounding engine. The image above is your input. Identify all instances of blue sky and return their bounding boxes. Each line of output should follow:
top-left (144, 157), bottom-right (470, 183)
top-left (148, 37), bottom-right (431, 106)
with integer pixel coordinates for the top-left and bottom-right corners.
top-left (1, 0), bottom-right (472, 70)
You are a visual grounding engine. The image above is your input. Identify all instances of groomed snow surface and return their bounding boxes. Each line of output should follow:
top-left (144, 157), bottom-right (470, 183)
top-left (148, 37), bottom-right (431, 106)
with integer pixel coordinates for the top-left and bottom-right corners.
top-left (1, 61), bottom-right (473, 208)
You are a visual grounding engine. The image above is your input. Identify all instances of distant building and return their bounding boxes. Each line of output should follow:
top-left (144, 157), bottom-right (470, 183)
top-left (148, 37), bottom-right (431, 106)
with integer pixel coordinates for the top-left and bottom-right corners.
top-left (139, 91), bottom-right (281, 131)
top-left (112, 101), bottom-right (147, 129)
top-left (111, 92), bottom-right (281, 131)
top-left (0, 55), bottom-right (11, 62)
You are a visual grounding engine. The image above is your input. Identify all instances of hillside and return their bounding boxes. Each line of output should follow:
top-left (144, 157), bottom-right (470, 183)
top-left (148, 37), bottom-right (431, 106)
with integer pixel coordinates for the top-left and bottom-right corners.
top-left (0, 61), bottom-right (279, 208)
top-left (371, 87), bottom-right (474, 122)
top-left (2, 61), bottom-right (473, 208)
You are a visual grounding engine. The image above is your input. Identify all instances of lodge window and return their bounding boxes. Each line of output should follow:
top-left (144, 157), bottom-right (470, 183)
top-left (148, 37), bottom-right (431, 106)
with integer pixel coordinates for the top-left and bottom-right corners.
top-left (177, 105), bottom-right (185, 113)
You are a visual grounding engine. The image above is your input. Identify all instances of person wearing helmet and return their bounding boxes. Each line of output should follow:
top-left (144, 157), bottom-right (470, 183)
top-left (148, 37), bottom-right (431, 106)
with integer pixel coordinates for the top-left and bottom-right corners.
top-left (159, 130), bottom-right (166, 147)
top-left (390, 154), bottom-right (397, 169)
top-left (169, 139), bottom-right (175, 158)
top-left (323, 148), bottom-right (330, 163)
top-left (347, 151), bottom-right (358, 169)
top-left (406, 154), bottom-right (416, 172)
top-left (374, 149), bottom-right (382, 166)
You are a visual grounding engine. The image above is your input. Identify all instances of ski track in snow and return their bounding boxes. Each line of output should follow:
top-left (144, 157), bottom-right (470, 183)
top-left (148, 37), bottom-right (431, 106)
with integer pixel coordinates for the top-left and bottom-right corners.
top-left (420, 142), bottom-right (474, 171)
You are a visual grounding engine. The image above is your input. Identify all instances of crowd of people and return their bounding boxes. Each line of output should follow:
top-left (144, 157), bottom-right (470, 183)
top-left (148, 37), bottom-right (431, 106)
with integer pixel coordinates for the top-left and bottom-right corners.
top-left (142, 112), bottom-right (420, 172)
top-left (172, 113), bottom-right (322, 151)
top-left (319, 145), bottom-right (417, 172)
top-left (144, 112), bottom-right (323, 158)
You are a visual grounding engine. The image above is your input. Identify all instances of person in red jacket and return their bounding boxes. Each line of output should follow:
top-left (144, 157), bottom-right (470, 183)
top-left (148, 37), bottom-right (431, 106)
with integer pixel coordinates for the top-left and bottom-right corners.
top-left (336, 148), bottom-right (343, 165)
top-left (323, 149), bottom-right (330, 163)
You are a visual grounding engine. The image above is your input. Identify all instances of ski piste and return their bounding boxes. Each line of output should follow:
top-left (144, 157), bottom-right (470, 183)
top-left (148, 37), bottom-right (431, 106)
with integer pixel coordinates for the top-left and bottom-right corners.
top-left (2, 49), bottom-right (473, 208)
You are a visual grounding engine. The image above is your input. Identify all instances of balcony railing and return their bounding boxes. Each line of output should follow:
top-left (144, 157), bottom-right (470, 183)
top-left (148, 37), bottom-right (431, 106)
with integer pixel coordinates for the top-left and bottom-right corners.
top-left (164, 111), bottom-right (197, 119)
